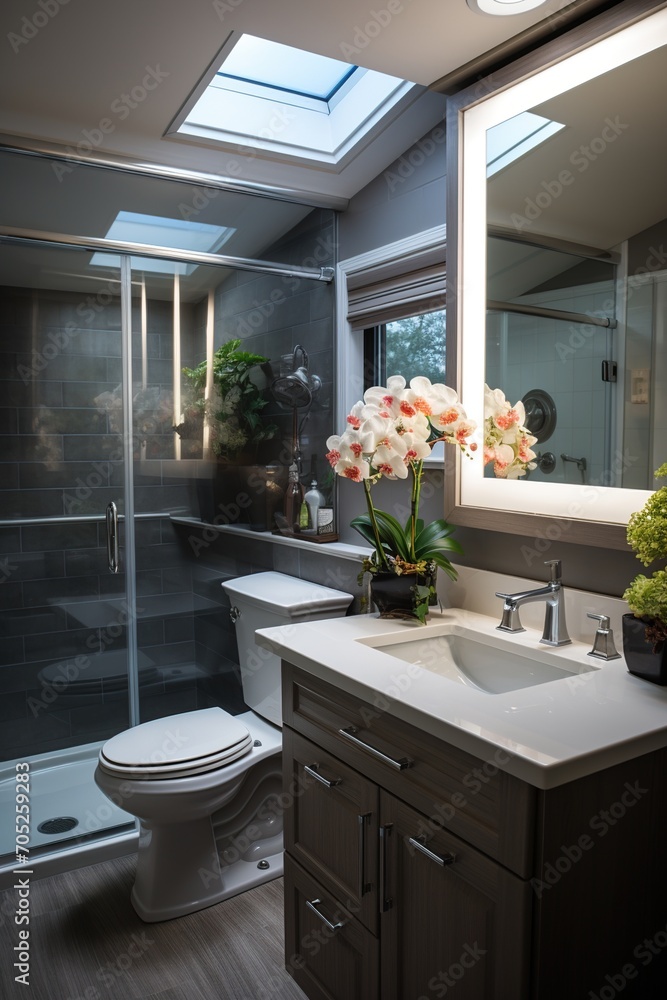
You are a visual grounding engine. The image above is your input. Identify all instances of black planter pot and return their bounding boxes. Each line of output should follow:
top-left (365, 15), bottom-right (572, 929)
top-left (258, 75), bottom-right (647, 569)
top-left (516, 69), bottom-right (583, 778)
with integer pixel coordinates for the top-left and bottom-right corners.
top-left (621, 613), bottom-right (667, 685)
top-left (370, 569), bottom-right (436, 623)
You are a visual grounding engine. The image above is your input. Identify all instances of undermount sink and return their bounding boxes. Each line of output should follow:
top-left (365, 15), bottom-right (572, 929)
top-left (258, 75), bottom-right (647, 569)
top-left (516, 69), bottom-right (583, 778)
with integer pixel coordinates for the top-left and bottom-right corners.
top-left (357, 625), bottom-right (599, 694)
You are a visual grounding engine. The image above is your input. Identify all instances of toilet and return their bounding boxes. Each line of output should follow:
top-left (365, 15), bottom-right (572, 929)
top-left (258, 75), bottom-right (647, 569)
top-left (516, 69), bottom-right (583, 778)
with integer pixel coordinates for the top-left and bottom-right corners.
top-left (94, 572), bottom-right (353, 922)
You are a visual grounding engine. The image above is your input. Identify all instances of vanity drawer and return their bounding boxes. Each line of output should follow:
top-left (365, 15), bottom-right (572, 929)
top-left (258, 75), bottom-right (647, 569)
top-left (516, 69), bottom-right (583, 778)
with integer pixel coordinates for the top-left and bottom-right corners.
top-left (282, 662), bottom-right (536, 877)
top-left (284, 728), bottom-right (379, 934)
top-left (284, 854), bottom-right (379, 1000)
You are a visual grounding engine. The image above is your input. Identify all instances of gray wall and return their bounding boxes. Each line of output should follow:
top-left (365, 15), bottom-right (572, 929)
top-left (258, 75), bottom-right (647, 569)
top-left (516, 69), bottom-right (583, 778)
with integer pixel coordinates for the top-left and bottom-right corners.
top-left (339, 119), bottom-right (447, 261)
top-left (336, 121), bottom-right (640, 599)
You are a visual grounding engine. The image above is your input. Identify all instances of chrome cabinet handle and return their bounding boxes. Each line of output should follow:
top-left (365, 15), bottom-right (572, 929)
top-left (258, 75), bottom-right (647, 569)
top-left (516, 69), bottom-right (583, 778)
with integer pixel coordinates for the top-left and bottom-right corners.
top-left (303, 763), bottom-right (342, 789)
top-left (106, 501), bottom-right (119, 574)
top-left (305, 898), bottom-right (346, 933)
top-left (408, 835), bottom-right (456, 868)
top-left (379, 824), bottom-right (393, 911)
top-left (338, 727), bottom-right (412, 770)
top-left (358, 813), bottom-right (371, 896)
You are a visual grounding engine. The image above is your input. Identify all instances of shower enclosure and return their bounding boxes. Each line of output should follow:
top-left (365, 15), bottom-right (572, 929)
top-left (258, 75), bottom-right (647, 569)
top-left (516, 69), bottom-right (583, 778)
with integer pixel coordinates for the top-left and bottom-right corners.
top-left (0, 147), bottom-right (336, 877)
top-left (485, 233), bottom-right (617, 487)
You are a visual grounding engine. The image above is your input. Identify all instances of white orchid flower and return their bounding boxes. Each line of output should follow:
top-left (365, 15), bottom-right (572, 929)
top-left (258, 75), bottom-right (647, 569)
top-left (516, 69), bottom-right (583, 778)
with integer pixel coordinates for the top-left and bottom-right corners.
top-left (399, 430), bottom-right (432, 464)
top-left (360, 411), bottom-right (397, 447)
top-left (344, 400), bottom-right (367, 430)
top-left (405, 377), bottom-right (459, 419)
top-left (372, 445), bottom-right (409, 479)
top-left (333, 456), bottom-right (371, 482)
top-left (363, 384), bottom-right (403, 419)
top-left (430, 402), bottom-right (469, 433)
top-left (490, 443), bottom-right (515, 477)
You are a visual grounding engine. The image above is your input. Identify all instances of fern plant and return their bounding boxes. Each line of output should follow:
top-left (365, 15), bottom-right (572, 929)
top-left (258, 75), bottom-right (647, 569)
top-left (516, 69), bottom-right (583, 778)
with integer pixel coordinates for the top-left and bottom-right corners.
top-left (177, 339), bottom-right (277, 461)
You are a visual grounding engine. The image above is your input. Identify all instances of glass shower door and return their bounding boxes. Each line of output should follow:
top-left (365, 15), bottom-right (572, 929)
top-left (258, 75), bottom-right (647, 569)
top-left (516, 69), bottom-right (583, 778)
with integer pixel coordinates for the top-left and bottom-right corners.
top-left (0, 242), bottom-right (136, 859)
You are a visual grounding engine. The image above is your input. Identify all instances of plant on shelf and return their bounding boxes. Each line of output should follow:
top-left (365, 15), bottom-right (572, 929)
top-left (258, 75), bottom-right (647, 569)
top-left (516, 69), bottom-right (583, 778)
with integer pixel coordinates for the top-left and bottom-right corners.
top-left (176, 338), bottom-right (277, 462)
top-left (326, 375), bottom-right (477, 623)
top-left (623, 463), bottom-right (667, 651)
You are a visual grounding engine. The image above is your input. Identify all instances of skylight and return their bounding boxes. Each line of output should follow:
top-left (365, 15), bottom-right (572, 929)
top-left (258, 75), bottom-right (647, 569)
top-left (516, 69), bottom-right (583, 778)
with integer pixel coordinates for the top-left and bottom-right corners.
top-left (486, 111), bottom-right (565, 177)
top-left (90, 212), bottom-right (235, 274)
top-left (218, 35), bottom-right (355, 103)
top-left (170, 33), bottom-right (416, 170)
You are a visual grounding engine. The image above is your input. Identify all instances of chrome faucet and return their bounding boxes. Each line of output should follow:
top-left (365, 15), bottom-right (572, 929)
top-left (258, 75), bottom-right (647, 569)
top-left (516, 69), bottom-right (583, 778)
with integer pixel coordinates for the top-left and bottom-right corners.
top-left (495, 560), bottom-right (571, 646)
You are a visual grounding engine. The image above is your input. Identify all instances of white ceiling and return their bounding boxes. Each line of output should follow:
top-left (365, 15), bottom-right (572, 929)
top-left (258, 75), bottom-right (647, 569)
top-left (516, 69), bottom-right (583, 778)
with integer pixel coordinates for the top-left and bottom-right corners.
top-left (0, 0), bottom-right (588, 203)
top-left (488, 44), bottom-right (667, 250)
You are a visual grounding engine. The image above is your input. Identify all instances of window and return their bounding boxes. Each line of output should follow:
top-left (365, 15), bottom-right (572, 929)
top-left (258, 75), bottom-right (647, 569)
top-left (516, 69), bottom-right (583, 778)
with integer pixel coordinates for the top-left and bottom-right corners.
top-left (90, 211), bottom-right (235, 274)
top-left (216, 35), bottom-right (356, 107)
top-left (486, 111), bottom-right (565, 178)
top-left (338, 226), bottom-right (447, 464)
top-left (171, 33), bottom-right (417, 169)
top-left (364, 310), bottom-right (447, 389)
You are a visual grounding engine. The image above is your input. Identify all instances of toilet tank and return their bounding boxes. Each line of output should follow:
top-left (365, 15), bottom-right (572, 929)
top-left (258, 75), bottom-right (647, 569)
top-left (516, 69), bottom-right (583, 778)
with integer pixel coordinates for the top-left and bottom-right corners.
top-left (222, 571), bottom-right (353, 726)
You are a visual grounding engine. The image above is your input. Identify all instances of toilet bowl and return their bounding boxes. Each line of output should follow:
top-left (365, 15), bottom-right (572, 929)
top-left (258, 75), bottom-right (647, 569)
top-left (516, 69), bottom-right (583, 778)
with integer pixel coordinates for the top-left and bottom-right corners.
top-left (94, 572), bottom-right (353, 922)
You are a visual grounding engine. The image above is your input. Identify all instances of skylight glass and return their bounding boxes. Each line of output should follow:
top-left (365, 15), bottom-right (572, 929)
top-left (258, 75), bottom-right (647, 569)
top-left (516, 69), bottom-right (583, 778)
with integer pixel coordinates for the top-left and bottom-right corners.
top-left (218, 35), bottom-right (355, 101)
top-left (90, 212), bottom-right (235, 274)
top-left (173, 32), bottom-right (414, 169)
top-left (486, 111), bottom-right (565, 177)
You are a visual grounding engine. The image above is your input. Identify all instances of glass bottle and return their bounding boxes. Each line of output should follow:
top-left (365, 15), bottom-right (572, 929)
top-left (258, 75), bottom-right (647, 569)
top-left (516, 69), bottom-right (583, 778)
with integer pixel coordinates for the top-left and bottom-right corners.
top-left (283, 462), bottom-right (304, 530)
top-left (304, 480), bottom-right (325, 530)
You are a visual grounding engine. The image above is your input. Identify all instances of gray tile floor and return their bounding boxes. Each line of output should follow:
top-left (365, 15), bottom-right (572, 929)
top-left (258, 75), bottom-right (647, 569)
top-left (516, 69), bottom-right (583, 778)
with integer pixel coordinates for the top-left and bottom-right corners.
top-left (0, 856), bottom-right (306, 1000)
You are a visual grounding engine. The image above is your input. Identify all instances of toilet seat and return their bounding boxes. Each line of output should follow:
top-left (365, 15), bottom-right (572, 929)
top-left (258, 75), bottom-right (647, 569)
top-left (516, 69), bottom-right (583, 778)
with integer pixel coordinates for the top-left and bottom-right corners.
top-left (98, 707), bottom-right (253, 779)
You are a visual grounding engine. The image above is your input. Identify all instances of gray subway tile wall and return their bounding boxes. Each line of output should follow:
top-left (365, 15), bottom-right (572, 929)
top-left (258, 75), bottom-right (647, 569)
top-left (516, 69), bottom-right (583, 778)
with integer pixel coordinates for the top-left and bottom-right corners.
top-left (0, 208), bottom-right (351, 763)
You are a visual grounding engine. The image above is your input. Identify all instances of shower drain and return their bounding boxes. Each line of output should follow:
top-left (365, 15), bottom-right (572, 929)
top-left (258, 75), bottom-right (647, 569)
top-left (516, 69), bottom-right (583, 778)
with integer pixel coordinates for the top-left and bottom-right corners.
top-left (37, 817), bottom-right (79, 835)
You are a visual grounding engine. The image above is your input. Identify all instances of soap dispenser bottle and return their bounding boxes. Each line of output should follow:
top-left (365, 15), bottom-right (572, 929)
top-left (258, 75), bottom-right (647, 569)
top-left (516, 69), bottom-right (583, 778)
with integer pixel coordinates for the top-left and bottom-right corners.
top-left (304, 480), bottom-right (324, 530)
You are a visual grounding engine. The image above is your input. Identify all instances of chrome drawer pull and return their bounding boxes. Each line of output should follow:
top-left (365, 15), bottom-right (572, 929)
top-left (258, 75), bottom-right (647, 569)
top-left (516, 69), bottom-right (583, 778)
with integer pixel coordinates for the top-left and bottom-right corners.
top-left (338, 727), bottom-right (413, 770)
top-left (305, 898), bottom-right (346, 933)
top-left (358, 813), bottom-right (371, 896)
top-left (408, 835), bottom-right (457, 868)
top-left (380, 824), bottom-right (393, 911)
top-left (303, 763), bottom-right (342, 789)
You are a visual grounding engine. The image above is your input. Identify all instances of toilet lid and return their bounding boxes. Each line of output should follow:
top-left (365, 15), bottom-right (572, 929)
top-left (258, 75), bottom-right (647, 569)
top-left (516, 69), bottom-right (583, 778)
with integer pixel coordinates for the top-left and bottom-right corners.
top-left (98, 708), bottom-right (253, 779)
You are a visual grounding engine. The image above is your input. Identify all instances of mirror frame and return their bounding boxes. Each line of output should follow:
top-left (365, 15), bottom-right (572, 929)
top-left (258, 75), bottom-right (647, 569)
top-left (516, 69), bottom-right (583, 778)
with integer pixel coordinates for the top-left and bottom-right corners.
top-left (444, 0), bottom-right (666, 551)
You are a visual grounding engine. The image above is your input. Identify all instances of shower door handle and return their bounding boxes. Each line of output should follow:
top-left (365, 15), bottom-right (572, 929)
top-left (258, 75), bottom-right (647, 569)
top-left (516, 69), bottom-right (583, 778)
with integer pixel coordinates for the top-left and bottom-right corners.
top-left (106, 501), bottom-right (120, 574)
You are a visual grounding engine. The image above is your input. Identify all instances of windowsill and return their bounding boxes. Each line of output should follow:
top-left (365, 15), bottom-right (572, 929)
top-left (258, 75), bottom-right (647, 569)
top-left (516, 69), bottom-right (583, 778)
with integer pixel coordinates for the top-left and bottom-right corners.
top-left (170, 516), bottom-right (372, 562)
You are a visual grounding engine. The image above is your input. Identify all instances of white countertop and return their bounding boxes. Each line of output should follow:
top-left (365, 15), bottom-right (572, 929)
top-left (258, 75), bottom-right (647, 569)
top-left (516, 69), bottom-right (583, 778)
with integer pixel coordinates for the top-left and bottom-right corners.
top-left (256, 605), bottom-right (667, 790)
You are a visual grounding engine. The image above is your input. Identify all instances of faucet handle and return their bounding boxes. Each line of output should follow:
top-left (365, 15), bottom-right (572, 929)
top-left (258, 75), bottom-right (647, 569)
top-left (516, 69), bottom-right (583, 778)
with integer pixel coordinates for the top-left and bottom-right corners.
top-left (587, 612), bottom-right (621, 660)
top-left (544, 559), bottom-right (562, 583)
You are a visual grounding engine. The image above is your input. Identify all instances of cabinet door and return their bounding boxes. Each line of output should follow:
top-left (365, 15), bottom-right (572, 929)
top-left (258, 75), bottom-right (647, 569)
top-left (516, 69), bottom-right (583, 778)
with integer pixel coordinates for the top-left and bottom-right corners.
top-left (284, 727), bottom-right (379, 933)
top-left (284, 855), bottom-right (379, 1000)
top-left (379, 792), bottom-right (531, 1000)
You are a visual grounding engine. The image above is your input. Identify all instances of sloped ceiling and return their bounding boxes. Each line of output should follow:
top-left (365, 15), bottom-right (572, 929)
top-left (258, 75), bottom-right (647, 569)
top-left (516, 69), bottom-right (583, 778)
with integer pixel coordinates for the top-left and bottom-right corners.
top-left (0, 0), bottom-right (594, 203)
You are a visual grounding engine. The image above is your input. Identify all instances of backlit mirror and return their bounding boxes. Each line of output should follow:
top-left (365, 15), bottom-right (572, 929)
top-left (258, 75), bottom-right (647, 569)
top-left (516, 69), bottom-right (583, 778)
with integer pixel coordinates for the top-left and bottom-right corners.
top-left (447, 2), bottom-right (667, 546)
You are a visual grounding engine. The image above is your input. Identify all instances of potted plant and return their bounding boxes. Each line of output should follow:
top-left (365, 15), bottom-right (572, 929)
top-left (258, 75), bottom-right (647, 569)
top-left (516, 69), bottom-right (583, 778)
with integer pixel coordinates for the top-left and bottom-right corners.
top-left (326, 376), bottom-right (536, 623)
top-left (176, 338), bottom-right (279, 526)
top-left (176, 338), bottom-right (277, 462)
top-left (622, 463), bottom-right (667, 684)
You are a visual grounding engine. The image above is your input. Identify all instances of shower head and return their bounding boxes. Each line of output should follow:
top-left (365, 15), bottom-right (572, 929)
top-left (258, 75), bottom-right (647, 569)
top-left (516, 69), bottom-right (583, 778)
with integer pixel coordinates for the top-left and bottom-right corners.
top-left (271, 367), bottom-right (321, 408)
top-left (270, 344), bottom-right (321, 409)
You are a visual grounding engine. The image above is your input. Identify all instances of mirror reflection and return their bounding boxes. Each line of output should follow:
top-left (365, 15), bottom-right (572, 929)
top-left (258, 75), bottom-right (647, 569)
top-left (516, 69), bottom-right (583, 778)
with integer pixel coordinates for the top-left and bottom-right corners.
top-left (485, 41), bottom-right (667, 491)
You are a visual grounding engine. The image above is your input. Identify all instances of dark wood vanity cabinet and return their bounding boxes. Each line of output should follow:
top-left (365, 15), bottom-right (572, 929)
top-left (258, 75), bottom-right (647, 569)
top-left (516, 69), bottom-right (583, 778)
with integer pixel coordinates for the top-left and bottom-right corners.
top-left (282, 664), bottom-right (532, 999)
top-left (281, 662), bottom-right (667, 1000)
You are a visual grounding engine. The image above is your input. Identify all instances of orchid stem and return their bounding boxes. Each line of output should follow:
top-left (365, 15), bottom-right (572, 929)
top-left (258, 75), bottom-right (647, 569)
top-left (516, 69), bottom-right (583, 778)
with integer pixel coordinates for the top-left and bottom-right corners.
top-left (364, 479), bottom-right (390, 571)
top-left (410, 460), bottom-right (422, 562)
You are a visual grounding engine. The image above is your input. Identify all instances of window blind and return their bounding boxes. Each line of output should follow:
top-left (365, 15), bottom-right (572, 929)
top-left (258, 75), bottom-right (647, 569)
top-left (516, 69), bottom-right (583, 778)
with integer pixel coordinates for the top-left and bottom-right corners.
top-left (346, 244), bottom-right (445, 329)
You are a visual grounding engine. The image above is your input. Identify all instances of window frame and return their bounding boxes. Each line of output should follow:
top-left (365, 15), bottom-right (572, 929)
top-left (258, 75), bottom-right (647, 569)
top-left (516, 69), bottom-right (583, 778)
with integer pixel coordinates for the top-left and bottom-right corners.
top-left (336, 225), bottom-right (447, 467)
